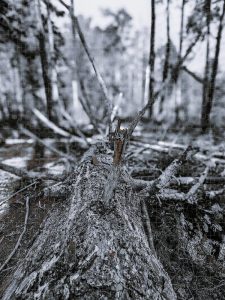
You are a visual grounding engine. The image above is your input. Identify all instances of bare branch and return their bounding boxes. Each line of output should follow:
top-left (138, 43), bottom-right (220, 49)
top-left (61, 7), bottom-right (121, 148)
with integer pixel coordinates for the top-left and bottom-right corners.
top-left (182, 66), bottom-right (203, 84)
top-left (206, 188), bottom-right (225, 200)
top-left (0, 181), bottom-right (38, 208)
top-left (33, 108), bottom-right (71, 137)
top-left (0, 161), bottom-right (30, 178)
top-left (78, 79), bottom-right (102, 133)
top-left (185, 165), bottom-right (209, 203)
top-left (0, 160), bottom-right (68, 183)
top-left (20, 127), bottom-right (76, 162)
top-left (58, 0), bottom-right (112, 129)
top-left (180, 32), bottom-right (202, 66)
top-left (141, 201), bottom-right (157, 256)
top-left (140, 145), bottom-right (193, 195)
top-left (32, 108), bottom-right (88, 147)
top-left (127, 81), bottom-right (168, 138)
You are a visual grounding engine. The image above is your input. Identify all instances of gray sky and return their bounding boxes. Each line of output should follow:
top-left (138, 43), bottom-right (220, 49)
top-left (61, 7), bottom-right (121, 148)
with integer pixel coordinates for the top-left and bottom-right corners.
top-left (75, 0), bottom-right (151, 28)
top-left (56, 0), bottom-right (225, 73)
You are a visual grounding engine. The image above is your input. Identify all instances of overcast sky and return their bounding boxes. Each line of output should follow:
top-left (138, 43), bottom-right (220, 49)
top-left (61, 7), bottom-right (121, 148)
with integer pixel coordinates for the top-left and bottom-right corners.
top-left (56, 0), bottom-right (225, 73)
top-left (75, 0), bottom-right (151, 28)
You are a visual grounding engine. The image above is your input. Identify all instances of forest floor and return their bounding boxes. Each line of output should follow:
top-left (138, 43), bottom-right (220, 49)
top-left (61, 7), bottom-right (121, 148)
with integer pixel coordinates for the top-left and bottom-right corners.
top-left (0, 124), bottom-right (225, 299)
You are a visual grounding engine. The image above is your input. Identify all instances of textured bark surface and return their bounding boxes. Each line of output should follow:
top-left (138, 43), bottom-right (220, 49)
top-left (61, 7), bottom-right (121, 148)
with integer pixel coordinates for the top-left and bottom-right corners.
top-left (3, 145), bottom-right (176, 300)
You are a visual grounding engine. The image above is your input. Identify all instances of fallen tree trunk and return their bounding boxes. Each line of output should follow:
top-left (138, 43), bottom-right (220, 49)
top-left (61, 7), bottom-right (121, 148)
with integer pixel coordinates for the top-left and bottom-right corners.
top-left (2, 144), bottom-right (177, 300)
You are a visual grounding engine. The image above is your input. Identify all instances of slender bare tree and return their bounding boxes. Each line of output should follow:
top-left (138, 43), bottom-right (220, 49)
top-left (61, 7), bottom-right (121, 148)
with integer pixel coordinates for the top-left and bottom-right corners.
top-left (201, 0), bottom-right (225, 132)
top-left (159, 0), bottom-right (171, 113)
top-left (35, 0), bottom-right (55, 121)
top-left (148, 0), bottom-right (156, 118)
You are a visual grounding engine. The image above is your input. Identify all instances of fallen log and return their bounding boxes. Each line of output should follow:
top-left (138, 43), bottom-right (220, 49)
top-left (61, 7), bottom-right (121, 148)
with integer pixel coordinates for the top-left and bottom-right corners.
top-left (0, 160), bottom-right (68, 182)
top-left (20, 127), bottom-right (76, 162)
top-left (2, 143), bottom-right (178, 300)
top-left (32, 108), bottom-right (88, 148)
top-left (132, 175), bottom-right (225, 186)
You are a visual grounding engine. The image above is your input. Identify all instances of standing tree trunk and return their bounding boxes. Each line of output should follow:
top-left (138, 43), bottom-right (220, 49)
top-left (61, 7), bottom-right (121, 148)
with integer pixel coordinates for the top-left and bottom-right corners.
top-left (12, 46), bottom-right (23, 118)
top-left (179, 0), bottom-right (185, 60)
top-left (35, 0), bottom-right (55, 121)
top-left (148, 0), bottom-right (156, 118)
top-left (201, 0), bottom-right (211, 132)
top-left (201, 0), bottom-right (225, 132)
top-left (46, 1), bottom-right (60, 115)
top-left (69, 0), bottom-right (79, 116)
top-left (174, 0), bottom-right (185, 124)
top-left (2, 145), bottom-right (177, 300)
top-left (159, 0), bottom-right (171, 114)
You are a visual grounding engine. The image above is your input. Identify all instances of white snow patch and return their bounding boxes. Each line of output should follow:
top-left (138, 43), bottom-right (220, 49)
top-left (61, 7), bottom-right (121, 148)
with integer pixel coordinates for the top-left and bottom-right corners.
top-left (5, 138), bottom-right (34, 145)
top-left (2, 157), bottom-right (29, 169)
top-left (43, 162), bottom-right (65, 175)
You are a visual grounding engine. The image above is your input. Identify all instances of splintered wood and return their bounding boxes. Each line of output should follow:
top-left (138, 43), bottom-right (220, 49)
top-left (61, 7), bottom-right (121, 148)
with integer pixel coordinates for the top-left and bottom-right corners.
top-left (113, 120), bottom-right (128, 166)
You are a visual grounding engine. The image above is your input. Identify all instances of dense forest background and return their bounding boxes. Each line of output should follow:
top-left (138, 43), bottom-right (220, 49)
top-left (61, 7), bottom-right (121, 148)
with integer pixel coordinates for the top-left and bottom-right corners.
top-left (1, 1), bottom-right (225, 299)
top-left (0, 0), bottom-right (225, 133)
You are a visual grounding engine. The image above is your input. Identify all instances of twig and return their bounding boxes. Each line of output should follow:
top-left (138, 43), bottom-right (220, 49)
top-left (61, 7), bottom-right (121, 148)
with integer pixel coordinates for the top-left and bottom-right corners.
top-left (180, 32), bottom-right (201, 65)
top-left (0, 181), bottom-right (38, 208)
top-left (185, 166), bottom-right (209, 203)
top-left (60, 108), bottom-right (89, 142)
top-left (78, 80), bottom-right (101, 133)
top-left (0, 197), bottom-right (30, 273)
top-left (127, 80), bottom-right (169, 138)
top-left (20, 126), bottom-right (75, 162)
top-left (182, 66), bottom-right (203, 84)
top-left (0, 236), bottom-right (4, 245)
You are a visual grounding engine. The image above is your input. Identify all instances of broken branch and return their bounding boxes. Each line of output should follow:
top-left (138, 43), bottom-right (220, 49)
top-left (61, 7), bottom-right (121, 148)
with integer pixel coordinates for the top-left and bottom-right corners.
top-left (140, 145), bottom-right (192, 195)
top-left (58, 0), bottom-right (112, 130)
top-left (20, 127), bottom-right (75, 162)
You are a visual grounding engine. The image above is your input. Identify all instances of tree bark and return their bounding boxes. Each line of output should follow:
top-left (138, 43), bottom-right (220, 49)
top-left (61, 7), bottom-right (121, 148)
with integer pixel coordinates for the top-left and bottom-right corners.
top-left (35, 0), bottom-right (55, 121)
top-left (174, 0), bottom-right (185, 123)
top-left (201, 0), bottom-right (211, 131)
top-left (69, 0), bottom-right (79, 115)
top-left (148, 0), bottom-right (156, 118)
top-left (2, 145), bottom-right (176, 300)
top-left (12, 49), bottom-right (23, 118)
top-left (201, 0), bottom-right (225, 132)
top-left (46, 1), bottom-right (60, 114)
top-left (159, 0), bottom-right (171, 114)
